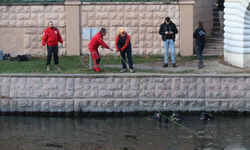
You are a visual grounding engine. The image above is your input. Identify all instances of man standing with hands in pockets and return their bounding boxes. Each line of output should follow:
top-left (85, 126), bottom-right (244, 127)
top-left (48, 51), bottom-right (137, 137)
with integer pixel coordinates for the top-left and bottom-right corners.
top-left (42, 21), bottom-right (63, 71)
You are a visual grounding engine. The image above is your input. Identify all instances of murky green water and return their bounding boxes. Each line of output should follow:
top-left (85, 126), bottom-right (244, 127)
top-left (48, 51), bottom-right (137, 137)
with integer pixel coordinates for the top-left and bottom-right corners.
top-left (0, 114), bottom-right (250, 150)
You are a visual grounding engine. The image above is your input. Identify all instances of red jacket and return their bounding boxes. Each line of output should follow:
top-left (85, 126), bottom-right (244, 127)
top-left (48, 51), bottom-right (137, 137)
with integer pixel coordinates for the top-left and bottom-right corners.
top-left (115, 32), bottom-right (130, 52)
top-left (42, 27), bottom-right (63, 47)
top-left (89, 32), bottom-right (109, 50)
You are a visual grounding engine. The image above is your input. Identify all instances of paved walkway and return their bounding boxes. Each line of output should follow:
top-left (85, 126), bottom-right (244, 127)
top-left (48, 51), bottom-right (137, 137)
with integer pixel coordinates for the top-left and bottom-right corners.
top-left (104, 59), bottom-right (250, 74)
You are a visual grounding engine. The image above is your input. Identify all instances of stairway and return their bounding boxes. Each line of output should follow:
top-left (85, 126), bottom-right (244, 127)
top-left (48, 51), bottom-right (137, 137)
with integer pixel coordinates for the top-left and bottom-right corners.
top-left (202, 3), bottom-right (224, 56)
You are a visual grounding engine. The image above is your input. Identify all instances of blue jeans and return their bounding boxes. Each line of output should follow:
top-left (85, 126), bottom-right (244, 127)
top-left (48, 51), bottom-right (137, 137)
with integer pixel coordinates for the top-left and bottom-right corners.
top-left (163, 39), bottom-right (175, 64)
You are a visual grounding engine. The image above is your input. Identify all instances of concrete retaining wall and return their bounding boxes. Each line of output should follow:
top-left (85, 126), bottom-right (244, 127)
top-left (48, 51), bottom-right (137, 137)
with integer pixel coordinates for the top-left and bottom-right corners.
top-left (1, 74), bottom-right (250, 113)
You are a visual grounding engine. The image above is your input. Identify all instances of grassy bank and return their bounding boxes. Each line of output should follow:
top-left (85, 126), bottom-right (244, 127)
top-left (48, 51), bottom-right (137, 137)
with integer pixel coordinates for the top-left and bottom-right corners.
top-left (0, 55), bottom-right (218, 74)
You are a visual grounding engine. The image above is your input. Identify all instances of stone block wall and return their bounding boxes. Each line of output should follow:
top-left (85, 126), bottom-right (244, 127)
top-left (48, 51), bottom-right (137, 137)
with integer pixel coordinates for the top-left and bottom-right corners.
top-left (1, 74), bottom-right (250, 113)
top-left (0, 1), bottom-right (199, 56)
top-left (80, 4), bottom-right (180, 56)
top-left (0, 5), bottom-right (66, 56)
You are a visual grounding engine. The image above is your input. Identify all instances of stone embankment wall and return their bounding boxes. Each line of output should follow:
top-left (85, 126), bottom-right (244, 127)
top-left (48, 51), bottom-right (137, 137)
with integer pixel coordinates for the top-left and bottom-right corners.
top-left (0, 74), bottom-right (250, 113)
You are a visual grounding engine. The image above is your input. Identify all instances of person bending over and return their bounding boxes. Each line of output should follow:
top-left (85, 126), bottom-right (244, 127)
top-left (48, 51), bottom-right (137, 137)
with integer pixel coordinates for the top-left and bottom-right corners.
top-left (88, 28), bottom-right (113, 73)
top-left (115, 28), bottom-right (134, 73)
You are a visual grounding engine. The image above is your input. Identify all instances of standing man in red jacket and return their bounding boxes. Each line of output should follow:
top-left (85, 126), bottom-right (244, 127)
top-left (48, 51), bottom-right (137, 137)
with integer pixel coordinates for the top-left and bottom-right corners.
top-left (88, 28), bottom-right (113, 73)
top-left (42, 21), bottom-right (63, 71)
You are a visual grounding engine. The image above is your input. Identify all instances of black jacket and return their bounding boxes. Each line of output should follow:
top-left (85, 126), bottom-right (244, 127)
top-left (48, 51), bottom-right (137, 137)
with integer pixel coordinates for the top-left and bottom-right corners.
top-left (159, 21), bottom-right (178, 41)
top-left (217, 0), bottom-right (225, 11)
top-left (193, 28), bottom-right (206, 47)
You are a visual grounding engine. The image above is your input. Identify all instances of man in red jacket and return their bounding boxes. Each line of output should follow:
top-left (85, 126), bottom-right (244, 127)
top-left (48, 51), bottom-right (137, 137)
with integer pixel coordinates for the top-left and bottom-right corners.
top-left (42, 21), bottom-right (63, 71)
top-left (88, 28), bottom-right (113, 73)
top-left (115, 28), bottom-right (134, 73)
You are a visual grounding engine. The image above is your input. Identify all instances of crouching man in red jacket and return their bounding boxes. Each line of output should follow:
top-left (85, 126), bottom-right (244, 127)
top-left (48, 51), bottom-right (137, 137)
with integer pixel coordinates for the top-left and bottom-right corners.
top-left (88, 28), bottom-right (113, 73)
top-left (42, 21), bottom-right (63, 71)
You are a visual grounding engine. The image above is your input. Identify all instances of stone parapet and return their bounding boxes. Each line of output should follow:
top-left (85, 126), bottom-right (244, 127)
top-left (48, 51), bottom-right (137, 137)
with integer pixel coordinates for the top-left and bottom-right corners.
top-left (1, 73), bottom-right (250, 112)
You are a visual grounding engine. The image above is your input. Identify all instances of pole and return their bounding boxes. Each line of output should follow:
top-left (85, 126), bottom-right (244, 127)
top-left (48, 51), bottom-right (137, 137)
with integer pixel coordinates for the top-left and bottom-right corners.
top-left (89, 28), bottom-right (92, 69)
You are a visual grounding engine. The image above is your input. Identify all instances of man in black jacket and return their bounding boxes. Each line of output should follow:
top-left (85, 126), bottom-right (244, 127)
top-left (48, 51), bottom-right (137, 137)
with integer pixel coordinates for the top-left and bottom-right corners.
top-left (215, 0), bottom-right (225, 32)
top-left (159, 17), bottom-right (178, 68)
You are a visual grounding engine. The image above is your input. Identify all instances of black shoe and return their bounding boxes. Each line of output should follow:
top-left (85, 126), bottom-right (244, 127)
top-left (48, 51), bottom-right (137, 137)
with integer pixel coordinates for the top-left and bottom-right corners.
top-left (197, 63), bottom-right (201, 67)
top-left (172, 63), bottom-right (177, 68)
top-left (162, 63), bottom-right (168, 68)
top-left (7, 53), bottom-right (10, 59)
top-left (4, 54), bottom-right (7, 60)
top-left (93, 69), bottom-right (102, 73)
top-left (198, 63), bottom-right (204, 69)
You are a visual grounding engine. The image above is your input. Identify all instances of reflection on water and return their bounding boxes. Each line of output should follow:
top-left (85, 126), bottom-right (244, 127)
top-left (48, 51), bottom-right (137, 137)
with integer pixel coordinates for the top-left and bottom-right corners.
top-left (0, 115), bottom-right (250, 150)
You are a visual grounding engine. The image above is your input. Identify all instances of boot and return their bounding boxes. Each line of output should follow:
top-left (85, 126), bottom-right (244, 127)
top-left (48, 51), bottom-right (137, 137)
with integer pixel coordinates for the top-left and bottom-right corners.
top-left (198, 63), bottom-right (204, 69)
top-left (172, 63), bottom-right (177, 68)
top-left (55, 65), bottom-right (61, 70)
top-left (47, 65), bottom-right (50, 71)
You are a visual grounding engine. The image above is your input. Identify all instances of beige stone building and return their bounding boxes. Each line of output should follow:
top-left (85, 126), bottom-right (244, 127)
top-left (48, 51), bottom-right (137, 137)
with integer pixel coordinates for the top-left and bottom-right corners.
top-left (0, 0), bottom-right (213, 57)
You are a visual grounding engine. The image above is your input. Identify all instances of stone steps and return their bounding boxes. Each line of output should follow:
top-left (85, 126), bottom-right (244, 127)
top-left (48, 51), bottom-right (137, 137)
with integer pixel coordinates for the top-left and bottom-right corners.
top-left (199, 3), bottom-right (224, 56)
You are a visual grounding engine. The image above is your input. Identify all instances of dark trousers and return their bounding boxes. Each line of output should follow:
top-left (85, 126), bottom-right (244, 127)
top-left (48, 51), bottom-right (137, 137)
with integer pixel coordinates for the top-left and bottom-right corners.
top-left (196, 46), bottom-right (204, 64)
top-left (46, 45), bottom-right (59, 66)
top-left (120, 47), bottom-right (133, 69)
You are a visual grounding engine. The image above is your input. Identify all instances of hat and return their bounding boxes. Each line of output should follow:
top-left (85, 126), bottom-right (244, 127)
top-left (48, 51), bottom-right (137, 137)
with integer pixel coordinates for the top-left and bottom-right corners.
top-left (119, 28), bottom-right (125, 33)
top-left (165, 17), bottom-right (171, 22)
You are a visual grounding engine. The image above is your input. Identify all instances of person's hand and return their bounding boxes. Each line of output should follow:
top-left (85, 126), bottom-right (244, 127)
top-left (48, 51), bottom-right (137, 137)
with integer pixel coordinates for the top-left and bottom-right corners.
top-left (215, 3), bottom-right (218, 7)
top-left (43, 46), bottom-right (46, 50)
top-left (109, 48), bottom-right (113, 51)
top-left (61, 43), bottom-right (63, 48)
top-left (165, 31), bottom-right (169, 34)
top-left (169, 31), bottom-right (173, 34)
top-left (116, 50), bottom-right (120, 55)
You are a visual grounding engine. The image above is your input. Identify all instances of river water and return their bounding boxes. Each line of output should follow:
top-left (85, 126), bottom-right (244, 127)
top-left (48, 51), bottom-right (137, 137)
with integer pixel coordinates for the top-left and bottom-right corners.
top-left (0, 114), bottom-right (250, 150)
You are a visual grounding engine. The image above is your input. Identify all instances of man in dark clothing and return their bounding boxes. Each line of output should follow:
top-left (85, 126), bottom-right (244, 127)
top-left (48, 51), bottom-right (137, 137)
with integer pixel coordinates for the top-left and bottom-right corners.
top-left (159, 17), bottom-right (178, 68)
top-left (215, 0), bottom-right (225, 32)
top-left (42, 21), bottom-right (63, 71)
top-left (115, 28), bottom-right (134, 73)
top-left (193, 21), bottom-right (206, 69)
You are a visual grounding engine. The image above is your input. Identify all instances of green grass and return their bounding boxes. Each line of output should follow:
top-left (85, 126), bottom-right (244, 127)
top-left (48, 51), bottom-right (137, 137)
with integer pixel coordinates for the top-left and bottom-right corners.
top-left (0, 55), bottom-right (219, 74)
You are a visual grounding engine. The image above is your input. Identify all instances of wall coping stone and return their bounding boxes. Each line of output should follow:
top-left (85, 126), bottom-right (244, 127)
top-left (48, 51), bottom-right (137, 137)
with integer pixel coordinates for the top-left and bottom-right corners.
top-left (1, 73), bottom-right (250, 78)
top-left (0, 1), bottom-right (194, 6)
top-left (0, 2), bottom-right (65, 6)
top-left (2, 98), bottom-right (249, 101)
top-left (65, 1), bottom-right (81, 5)
top-left (81, 2), bottom-right (194, 5)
